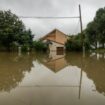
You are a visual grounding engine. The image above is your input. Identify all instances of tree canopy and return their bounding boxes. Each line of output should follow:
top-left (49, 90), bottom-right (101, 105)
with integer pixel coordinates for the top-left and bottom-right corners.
top-left (86, 7), bottom-right (105, 49)
top-left (0, 10), bottom-right (34, 51)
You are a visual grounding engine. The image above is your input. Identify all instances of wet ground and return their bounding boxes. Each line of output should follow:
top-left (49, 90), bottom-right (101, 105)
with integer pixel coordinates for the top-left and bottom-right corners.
top-left (0, 51), bottom-right (105, 105)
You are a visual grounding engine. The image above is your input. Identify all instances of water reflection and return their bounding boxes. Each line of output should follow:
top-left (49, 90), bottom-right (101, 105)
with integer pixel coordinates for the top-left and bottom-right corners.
top-left (41, 51), bottom-right (68, 73)
top-left (66, 52), bottom-right (105, 95)
top-left (0, 51), bottom-right (105, 105)
top-left (0, 52), bottom-right (33, 92)
top-left (34, 51), bottom-right (105, 96)
top-left (83, 53), bottom-right (105, 96)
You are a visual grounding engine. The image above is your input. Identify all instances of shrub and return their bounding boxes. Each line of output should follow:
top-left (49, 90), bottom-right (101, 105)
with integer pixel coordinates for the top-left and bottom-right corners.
top-left (65, 36), bottom-right (82, 51)
top-left (65, 34), bottom-right (90, 52)
top-left (33, 41), bottom-right (48, 52)
top-left (21, 45), bottom-right (29, 52)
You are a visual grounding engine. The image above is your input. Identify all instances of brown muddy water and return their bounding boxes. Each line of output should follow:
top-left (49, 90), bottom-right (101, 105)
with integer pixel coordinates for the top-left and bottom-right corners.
top-left (0, 51), bottom-right (105, 105)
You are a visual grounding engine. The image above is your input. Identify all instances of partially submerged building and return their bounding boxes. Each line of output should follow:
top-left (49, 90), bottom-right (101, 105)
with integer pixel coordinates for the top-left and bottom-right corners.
top-left (41, 29), bottom-right (68, 51)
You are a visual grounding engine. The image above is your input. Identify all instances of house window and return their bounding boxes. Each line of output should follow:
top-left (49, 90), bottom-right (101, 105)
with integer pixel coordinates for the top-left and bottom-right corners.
top-left (56, 47), bottom-right (64, 55)
top-left (56, 47), bottom-right (64, 51)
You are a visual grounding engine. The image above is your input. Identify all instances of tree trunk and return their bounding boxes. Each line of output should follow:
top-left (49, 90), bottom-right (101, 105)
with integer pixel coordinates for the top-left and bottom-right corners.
top-left (95, 42), bottom-right (97, 49)
top-left (102, 43), bottom-right (104, 49)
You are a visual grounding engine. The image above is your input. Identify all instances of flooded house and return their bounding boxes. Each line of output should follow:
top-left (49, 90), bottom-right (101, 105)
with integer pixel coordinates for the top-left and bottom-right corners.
top-left (41, 29), bottom-right (68, 51)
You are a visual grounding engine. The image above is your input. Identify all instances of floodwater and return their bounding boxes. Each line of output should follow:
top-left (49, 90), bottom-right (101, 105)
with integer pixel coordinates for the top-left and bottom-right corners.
top-left (0, 51), bottom-right (105, 105)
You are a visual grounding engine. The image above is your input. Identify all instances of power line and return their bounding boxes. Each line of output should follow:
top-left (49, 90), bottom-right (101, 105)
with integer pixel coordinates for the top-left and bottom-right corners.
top-left (19, 16), bottom-right (80, 19)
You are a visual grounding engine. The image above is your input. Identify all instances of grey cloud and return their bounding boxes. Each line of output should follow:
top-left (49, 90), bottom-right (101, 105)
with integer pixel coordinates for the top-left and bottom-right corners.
top-left (0, 0), bottom-right (105, 39)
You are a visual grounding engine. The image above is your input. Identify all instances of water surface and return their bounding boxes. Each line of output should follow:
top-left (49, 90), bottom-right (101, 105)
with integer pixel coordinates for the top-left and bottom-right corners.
top-left (0, 51), bottom-right (105, 105)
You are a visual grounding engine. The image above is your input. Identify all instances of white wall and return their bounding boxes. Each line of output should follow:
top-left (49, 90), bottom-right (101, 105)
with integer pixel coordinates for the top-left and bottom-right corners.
top-left (49, 41), bottom-right (65, 51)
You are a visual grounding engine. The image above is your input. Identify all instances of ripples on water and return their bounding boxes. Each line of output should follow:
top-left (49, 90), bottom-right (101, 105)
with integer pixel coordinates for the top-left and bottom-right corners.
top-left (0, 51), bottom-right (105, 105)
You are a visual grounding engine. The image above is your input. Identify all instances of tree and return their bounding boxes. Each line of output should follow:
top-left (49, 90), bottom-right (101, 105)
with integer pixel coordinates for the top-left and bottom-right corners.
top-left (95, 8), bottom-right (105, 48)
top-left (86, 22), bottom-right (98, 49)
top-left (86, 7), bottom-right (105, 49)
top-left (65, 34), bottom-right (82, 51)
top-left (18, 29), bottom-right (34, 47)
top-left (65, 33), bottom-right (90, 51)
top-left (33, 40), bottom-right (48, 51)
top-left (0, 10), bottom-right (33, 51)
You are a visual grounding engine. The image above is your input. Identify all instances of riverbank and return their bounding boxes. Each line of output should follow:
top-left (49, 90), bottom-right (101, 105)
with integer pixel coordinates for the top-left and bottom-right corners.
top-left (94, 48), bottom-right (105, 53)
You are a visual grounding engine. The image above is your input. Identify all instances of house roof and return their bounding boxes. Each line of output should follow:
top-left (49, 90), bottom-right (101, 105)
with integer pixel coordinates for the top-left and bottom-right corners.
top-left (40, 29), bottom-right (68, 45)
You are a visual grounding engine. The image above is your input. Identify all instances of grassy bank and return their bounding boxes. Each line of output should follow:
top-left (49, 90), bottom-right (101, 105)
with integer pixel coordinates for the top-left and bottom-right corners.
top-left (93, 48), bottom-right (105, 53)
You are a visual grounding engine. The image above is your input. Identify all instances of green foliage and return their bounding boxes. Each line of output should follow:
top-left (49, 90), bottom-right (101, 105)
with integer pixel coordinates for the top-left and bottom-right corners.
top-left (86, 22), bottom-right (98, 48)
top-left (33, 40), bottom-right (48, 52)
top-left (21, 45), bottom-right (29, 52)
top-left (18, 29), bottom-right (33, 48)
top-left (0, 10), bottom-right (33, 51)
top-left (86, 7), bottom-right (105, 49)
top-left (65, 34), bottom-right (90, 51)
top-left (65, 35), bottom-right (82, 51)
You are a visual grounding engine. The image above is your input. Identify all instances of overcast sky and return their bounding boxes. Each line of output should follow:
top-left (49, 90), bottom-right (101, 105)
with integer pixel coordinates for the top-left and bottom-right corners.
top-left (0, 0), bottom-right (105, 39)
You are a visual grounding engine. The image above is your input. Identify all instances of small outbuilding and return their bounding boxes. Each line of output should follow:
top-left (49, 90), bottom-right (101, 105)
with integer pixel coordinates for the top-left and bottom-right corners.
top-left (41, 29), bottom-right (68, 51)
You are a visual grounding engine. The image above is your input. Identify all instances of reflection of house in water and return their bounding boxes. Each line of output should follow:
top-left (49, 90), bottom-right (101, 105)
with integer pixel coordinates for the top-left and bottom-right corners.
top-left (36, 51), bottom-right (105, 97)
top-left (42, 51), bottom-right (68, 73)
top-left (34, 51), bottom-right (83, 99)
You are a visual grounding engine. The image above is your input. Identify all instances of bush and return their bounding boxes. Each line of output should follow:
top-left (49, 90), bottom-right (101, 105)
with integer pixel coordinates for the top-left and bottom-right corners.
top-left (33, 41), bottom-right (48, 52)
top-left (66, 40), bottom-right (82, 51)
top-left (65, 35), bottom-right (82, 51)
top-left (65, 34), bottom-right (90, 52)
top-left (21, 45), bottom-right (29, 52)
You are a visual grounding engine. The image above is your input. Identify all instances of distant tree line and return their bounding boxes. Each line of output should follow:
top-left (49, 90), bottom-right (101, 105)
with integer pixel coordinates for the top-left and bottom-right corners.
top-left (1, 7), bottom-right (105, 52)
top-left (66, 7), bottom-right (105, 51)
top-left (0, 10), bottom-right (49, 52)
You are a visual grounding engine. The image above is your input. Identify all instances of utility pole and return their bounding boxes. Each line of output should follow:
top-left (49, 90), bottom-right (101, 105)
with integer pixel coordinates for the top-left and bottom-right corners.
top-left (79, 4), bottom-right (83, 37)
top-left (78, 4), bottom-right (83, 99)
top-left (79, 4), bottom-right (85, 57)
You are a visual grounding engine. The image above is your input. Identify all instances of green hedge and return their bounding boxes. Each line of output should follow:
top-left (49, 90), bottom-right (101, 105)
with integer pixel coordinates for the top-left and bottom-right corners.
top-left (33, 41), bottom-right (48, 52)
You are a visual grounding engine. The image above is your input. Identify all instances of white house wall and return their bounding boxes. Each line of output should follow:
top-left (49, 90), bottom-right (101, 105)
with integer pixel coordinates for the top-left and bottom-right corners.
top-left (49, 41), bottom-right (65, 51)
top-left (49, 51), bottom-right (65, 60)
